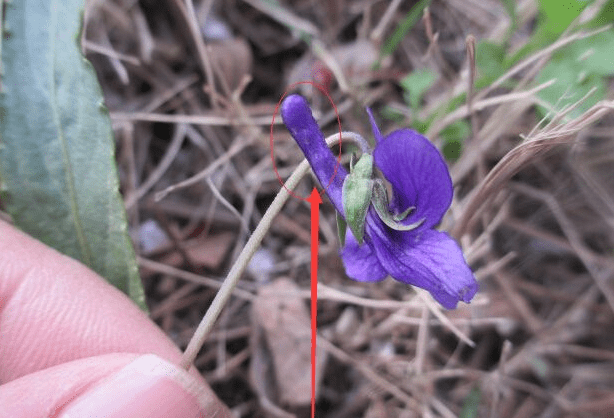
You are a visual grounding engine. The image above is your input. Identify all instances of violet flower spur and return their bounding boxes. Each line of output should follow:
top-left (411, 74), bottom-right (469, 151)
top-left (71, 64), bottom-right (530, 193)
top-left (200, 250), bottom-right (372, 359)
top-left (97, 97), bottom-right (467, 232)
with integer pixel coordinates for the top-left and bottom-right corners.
top-left (280, 94), bottom-right (478, 309)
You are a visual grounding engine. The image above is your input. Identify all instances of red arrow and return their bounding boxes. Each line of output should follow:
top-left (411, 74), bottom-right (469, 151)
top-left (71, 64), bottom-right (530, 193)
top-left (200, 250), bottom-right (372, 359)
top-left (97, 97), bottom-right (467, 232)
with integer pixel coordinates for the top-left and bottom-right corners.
top-left (306, 187), bottom-right (322, 418)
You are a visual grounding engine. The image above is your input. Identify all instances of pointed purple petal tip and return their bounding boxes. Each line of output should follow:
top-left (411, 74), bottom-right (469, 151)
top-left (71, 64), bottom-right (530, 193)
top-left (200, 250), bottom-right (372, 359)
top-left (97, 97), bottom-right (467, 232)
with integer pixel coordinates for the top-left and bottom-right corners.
top-left (366, 107), bottom-right (383, 143)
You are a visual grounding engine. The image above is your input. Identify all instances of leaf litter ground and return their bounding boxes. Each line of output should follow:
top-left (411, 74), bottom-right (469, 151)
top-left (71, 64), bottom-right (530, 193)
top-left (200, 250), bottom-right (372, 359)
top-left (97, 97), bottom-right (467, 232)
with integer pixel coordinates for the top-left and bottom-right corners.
top-left (79, 0), bottom-right (614, 416)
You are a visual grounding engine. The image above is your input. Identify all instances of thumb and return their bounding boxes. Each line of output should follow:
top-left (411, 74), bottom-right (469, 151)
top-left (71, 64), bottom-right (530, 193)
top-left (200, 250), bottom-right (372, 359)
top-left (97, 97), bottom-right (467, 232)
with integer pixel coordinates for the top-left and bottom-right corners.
top-left (0, 353), bottom-right (229, 418)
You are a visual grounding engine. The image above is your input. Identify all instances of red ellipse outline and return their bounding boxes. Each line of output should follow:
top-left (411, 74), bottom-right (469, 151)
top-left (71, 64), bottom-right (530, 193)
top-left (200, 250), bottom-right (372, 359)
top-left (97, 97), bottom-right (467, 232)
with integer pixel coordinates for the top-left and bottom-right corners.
top-left (270, 81), bottom-right (343, 202)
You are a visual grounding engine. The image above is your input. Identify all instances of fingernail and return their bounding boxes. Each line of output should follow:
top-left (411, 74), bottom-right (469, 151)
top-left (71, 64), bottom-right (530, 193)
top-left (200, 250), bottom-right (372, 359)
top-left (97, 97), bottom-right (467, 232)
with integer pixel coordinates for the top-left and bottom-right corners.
top-left (60, 354), bottom-right (209, 418)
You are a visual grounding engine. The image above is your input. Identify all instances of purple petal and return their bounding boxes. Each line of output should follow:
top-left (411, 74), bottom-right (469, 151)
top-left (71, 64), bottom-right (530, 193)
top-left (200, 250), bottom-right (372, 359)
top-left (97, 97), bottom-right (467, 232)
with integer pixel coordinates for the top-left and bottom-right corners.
top-left (373, 129), bottom-right (453, 230)
top-left (366, 108), bottom-right (384, 143)
top-left (366, 215), bottom-right (478, 309)
top-left (280, 94), bottom-right (347, 212)
top-left (339, 229), bottom-right (387, 282)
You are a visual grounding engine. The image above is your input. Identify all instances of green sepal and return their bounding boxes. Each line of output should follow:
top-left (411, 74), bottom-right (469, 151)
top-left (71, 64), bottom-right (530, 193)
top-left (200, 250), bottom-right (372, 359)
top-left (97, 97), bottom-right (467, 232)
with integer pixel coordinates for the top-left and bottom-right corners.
top-left (342, 154), bottom-right (374, 245)
top-left (372, 181), bottom-right (425, 231)
top-left (393, 205), bottom-right (415, 221)
top-left (351, 153), bottom-right (373, 178)
top-left (336, 213), bottom-right (347, 247)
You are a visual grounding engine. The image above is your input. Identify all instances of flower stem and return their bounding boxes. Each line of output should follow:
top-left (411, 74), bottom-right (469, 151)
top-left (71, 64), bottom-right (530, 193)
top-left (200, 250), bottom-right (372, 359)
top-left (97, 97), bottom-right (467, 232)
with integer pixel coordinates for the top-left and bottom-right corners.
top-left (180, 132), bottom-right (356, 370)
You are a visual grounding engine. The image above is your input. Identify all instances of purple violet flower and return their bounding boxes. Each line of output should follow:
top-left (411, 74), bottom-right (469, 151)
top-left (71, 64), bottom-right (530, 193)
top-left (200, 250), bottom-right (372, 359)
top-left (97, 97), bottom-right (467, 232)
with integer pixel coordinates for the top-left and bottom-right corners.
top-left (280, 94), bottom-right (478, 309)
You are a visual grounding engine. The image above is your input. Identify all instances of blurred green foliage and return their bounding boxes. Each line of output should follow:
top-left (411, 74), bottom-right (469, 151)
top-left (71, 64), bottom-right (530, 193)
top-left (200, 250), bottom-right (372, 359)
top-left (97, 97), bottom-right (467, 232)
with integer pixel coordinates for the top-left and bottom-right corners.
top-left (379, 0), bottom-right (432, 63)
top-left (382, 0), bottom-right (614, 160)
top-left (400, 69), bottom-right (437, 110)
top-left (441, 120), bottom-right (471, 161)
top-left (459, 387), bottom-right (481, 418)
top-left (535, 29), bottom-right (614, 119)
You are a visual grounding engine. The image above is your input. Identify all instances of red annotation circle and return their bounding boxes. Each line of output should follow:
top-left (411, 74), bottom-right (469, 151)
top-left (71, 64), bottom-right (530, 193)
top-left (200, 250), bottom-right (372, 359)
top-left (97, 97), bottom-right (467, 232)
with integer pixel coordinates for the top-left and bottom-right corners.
top-left (270, 81), bottom-right (343, 202)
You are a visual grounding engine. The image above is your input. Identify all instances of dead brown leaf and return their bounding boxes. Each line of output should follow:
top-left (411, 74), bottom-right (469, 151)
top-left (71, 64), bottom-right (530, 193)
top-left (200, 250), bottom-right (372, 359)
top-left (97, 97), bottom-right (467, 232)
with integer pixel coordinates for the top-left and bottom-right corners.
top-left (251, 278), bottom-right (327, 407)
top-left (208, 38), bottom-right (253, 95)
top-left (160, 232), bottom-right (234, 269)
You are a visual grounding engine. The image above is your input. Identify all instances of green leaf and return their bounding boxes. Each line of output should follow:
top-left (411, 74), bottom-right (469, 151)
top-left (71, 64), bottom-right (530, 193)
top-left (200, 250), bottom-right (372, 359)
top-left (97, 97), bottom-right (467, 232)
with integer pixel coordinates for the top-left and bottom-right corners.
top-left (499, 0), bottom-right (518, 40)
top-left (400, 69), bottom-right (437, 110)
top-left (537, 0), bottom-right (592, 40)
top-left (380, 105), bottom-right (406, 124)
top-left (536, 50), bottom-right (606, 120)
top-left (441, 120), bottom-right (471, 143)
top-left (342, 154), bottom-right (374, 245)
top-left (440, 119), bottom-right (470, 161)
top-left (564, 30), bottom-right (614, 77)
top-left (459, 387), bottom-right (481, 418)
top-left (530, 13), bottom-right (614, 120)
top-left (442, 140), bottom-right (463, 161)
top-left (506, 0), bottom-right (594, 66)
top-left (476, 41), bottom-right (506, 80)
top-left (583, 0), bottom-right (614, 28)
top-left (380, 0), bottom-right (432, 58)
top-left (0, 0), bottom-right (146, 310)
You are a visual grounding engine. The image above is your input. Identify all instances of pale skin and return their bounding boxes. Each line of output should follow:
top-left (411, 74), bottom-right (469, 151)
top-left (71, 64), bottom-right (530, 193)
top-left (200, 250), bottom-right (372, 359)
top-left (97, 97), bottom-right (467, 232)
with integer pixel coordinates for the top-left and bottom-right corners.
top-left (0, 220), bottom-right (231, 418)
